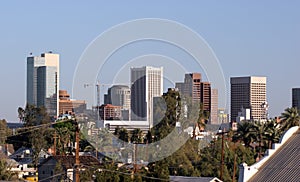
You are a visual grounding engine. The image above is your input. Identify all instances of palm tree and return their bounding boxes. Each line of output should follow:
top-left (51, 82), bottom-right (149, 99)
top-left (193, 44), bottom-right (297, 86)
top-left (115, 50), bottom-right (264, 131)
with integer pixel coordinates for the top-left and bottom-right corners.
top-left (252, 121), bottom-right (266, 159)
top-left (280, 107), bottom-right (300, 132)
top-left (119, 128), bottom-right (129, 146)
top-left (263, 119), bottom-right (282, 149)
top-left (234, 121), bottom-right (256, 147)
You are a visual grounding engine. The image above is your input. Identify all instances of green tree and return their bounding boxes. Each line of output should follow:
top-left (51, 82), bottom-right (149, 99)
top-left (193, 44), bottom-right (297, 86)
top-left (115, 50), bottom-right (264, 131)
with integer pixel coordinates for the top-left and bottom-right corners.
top-left (0, 159), bottom-right (17, 180)
top-left (234, 121), bottom-right (256, 147)
top-left (53, 160), bottom-right (66, 181)
top-left (147, 159), bottom-right (169, 182)
top-left (152, 88), bottom-right (181, 141)
top-left (18, 104), bottom-right (51, 126)
top-left (17, 105), bottom-right (52, 168)
top-left (280, 107), bottom-right (300, 132)
top-left (263, 119), bottom-right (281, 149)
top-left (95, 162), bottom-right (120, 182)
top-left (80, 167), bottom-right (95, 181)
top-left (54, 122), bottom-right (74, 155)
top-left (0, 119), bottom-right (9, 144)
top-left (130, 129), bottom-right (143, 143)
top-left (196, 138), bottom-right (255, 182)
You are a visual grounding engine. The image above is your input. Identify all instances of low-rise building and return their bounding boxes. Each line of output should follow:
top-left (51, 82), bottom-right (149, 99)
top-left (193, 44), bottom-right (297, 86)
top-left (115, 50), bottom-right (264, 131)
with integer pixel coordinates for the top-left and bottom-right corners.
top-left (59, 90), bottom-right (86, 115)
top-left (38, 155), bottom-right (100, 182)
top-left (98, 104), bottom-right (122, 120)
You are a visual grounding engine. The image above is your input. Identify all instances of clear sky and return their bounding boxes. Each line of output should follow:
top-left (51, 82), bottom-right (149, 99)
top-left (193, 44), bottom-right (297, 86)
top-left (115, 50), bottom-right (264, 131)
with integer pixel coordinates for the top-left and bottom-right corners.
top-left (0, 1), bottom-right (299, 122)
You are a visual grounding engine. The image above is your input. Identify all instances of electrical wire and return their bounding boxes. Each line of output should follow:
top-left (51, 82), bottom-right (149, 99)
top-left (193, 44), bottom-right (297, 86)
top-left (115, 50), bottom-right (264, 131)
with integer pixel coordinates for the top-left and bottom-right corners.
top-left (2, 119), bottom-right (73, 139)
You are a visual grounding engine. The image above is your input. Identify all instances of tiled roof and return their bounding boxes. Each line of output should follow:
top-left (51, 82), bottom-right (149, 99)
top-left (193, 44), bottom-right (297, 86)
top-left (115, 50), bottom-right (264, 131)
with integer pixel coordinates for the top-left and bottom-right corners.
top-left (248, 129), bottom-right (300, 182)
top-left (51, 155), bottom-right (101, 169)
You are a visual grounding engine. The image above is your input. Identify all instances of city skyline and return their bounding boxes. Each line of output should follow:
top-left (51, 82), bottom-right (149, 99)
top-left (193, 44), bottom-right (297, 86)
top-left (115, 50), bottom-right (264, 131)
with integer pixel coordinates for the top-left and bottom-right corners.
top-left (0, 1), bottom-right (299, 121)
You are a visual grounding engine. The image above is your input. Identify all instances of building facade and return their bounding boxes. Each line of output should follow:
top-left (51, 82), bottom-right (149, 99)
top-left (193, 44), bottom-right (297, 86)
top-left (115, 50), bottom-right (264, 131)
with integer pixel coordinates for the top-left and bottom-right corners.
top-left (130, 66), bottom-right (163, 127)
top-left (104, 85), bottom-right (131, 120)
top-left (175, 73), bottom-right (211, 113)
top-left (201, 82), bottom-right (211, 112)
top-left (230, 76), bottom-right (267, 122)
top-left (176, 73), bottom-right (201, 102)
top-left (218, 108), bottom-right (229, 124)
top-left (27, 52), bottom-right (59, 117)
top-left (99, 104), bottom-right (122, 120)
top-left (210, 89), bottom-right (218, 124)
top-left (292, 88), bottom-right (300, 110)
top-left (58, 90), bottom-right (86, 115)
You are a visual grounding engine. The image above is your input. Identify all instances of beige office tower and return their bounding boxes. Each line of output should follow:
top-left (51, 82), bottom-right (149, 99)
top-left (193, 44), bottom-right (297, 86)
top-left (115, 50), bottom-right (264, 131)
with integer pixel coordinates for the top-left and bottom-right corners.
top-left (210, 89), bottom-right (218, 124)
top-left (27, 52), bottom-right (59, 117)
top-left (130, 66), bottom-right (163, 128)
top-left (230, 76), bottom-right (267, 122)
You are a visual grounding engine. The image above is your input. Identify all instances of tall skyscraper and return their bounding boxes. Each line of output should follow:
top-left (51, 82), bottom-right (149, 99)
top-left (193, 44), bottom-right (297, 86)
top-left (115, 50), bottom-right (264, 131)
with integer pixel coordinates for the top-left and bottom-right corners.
top-left (230, 76), bottom-right (267, 122)
top-left (201, 82), bottom-right (211, 112)
top-left (130, 66), bottom-right (163, 127)
top-left (210, 89), bottom-right (218, 124)
top-left (27, 52), bottom-right (59, 117)
top-left (292, 88), bottom-right (300, 110)
top-left (175, 73), bottom-right (211, 113)
top-left (176, 73), bottom-right (201, 102)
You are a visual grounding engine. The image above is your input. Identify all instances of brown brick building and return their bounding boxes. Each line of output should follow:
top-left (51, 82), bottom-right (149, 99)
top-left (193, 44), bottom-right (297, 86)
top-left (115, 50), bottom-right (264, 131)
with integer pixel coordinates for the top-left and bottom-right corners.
top-left (58, 90), bottom-right (86, 115)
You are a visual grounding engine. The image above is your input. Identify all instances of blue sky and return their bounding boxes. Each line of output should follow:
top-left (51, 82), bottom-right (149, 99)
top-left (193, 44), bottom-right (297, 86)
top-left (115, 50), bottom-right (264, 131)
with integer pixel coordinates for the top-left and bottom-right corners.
top-left (0, 1), bottom-right (299, 121)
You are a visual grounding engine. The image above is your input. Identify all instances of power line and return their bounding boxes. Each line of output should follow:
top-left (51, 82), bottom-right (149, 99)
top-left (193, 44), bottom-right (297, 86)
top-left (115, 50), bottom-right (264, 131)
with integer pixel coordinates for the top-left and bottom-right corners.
top-left (4, 119), bottom-right (73, 138)
top-left (81, 164), bottom-right (170, 181)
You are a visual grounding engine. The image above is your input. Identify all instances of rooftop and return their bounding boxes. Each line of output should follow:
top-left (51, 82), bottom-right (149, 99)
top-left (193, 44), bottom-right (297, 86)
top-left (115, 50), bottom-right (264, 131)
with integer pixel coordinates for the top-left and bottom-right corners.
top-left (40, 155), bottom-right (101, 169)
top-left (248, 128), bottom-right (300, 182)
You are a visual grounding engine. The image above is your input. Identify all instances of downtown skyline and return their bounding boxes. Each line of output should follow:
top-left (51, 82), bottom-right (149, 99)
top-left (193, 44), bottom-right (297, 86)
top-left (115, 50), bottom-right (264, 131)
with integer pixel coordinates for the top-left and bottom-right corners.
top-left (0, 1), bottom-right (299, 121)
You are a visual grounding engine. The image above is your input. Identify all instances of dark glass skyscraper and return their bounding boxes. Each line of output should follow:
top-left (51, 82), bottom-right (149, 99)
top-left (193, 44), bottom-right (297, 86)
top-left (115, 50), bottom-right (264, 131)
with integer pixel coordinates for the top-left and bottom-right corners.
top-left (292, 88), bottom-right (300, 110)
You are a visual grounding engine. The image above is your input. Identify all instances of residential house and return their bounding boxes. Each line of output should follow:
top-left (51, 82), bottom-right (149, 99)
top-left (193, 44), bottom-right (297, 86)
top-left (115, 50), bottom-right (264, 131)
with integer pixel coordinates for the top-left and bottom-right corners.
top-left (38, 155), bottom-right (101, 182)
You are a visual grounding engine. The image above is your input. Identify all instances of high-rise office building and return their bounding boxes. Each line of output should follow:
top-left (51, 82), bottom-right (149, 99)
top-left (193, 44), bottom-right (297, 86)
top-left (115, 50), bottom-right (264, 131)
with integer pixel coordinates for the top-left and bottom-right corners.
top-left (104, 85), bottom-right (131, 110)
top-left (175, 73), bottom-right (211, 113)
top-left (210, 89), bottom-right (218, 124)
top-left (230, 76), bottom-right (267, 122)
top-left (27, 52), bottom-right (59, 117)
top-left (201, 82), bottom-right (211, 112)
top-left (292, 88), bottom-right (300, 110)
top-left (130, 66), bottom-right (163, 127)
top-left (104, 85), bottom-right (131, 120)
top-left (176, 73), bottom-right (201, 102)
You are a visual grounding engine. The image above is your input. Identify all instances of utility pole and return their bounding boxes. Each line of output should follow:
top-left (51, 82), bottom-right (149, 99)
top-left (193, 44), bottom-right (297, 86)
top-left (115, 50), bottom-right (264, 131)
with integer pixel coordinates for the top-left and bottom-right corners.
top-left (53, 131), bottom-right (57, 156)
top-left (220, 130), bottom-right (225, 181)
top-left (133, 143), bottom-right (137, 173)
top-left (218, 128), bottom-right (228, 181)
top-left (75, 120), bottom-right (80, 182)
